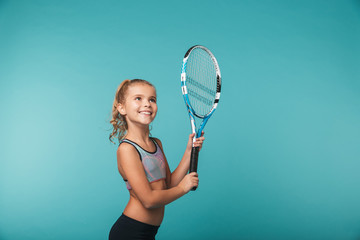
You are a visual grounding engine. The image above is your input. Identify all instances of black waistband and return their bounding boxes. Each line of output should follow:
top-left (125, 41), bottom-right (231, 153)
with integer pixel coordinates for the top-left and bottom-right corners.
top-left (109, 213), bottom-right (160, 240)
top-left (121, 213), bottom-right (160, 229)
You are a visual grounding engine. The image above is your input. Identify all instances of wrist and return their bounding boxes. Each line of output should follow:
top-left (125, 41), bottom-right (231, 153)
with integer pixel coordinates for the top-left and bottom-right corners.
top-left (176, 184), bottom-right (187, 195)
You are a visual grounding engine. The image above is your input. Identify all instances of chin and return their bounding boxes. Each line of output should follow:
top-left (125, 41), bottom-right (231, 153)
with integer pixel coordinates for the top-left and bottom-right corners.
top-left (139, 119), bottom-right (154, 126)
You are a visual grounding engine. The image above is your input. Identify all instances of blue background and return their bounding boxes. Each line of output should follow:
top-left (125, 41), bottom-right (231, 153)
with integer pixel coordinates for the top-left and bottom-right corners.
top-left (1, 0), bottom-right (360, 239)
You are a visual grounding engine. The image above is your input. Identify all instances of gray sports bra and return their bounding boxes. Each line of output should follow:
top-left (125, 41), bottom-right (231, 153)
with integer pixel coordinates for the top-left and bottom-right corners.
top-left (120, 138), bottom-right (166, 190)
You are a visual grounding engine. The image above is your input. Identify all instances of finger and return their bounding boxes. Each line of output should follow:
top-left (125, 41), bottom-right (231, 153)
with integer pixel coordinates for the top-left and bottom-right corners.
top-left (194, 144), bottom-right (202, 149)
top-left (194, 140), bottom-right (204, 146)
top-left (194, 145), bottom-right (202, 149)
top-left (194, 136), bottom-right (205, 142)
top-left (194, 139), bottom-right (204, 145)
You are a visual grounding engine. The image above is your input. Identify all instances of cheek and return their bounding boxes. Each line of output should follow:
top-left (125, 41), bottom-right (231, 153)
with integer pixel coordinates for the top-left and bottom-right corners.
top-left (129, 101), bottom-right (140, 109)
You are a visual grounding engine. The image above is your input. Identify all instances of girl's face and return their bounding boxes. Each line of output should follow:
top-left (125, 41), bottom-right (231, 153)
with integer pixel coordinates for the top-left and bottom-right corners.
top-left (118, 83), bottom-right (157, 126)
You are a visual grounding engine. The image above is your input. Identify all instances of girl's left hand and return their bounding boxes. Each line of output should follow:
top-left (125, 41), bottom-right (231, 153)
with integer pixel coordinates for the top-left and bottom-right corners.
top-left (186, 132), bottom-right (205, 152)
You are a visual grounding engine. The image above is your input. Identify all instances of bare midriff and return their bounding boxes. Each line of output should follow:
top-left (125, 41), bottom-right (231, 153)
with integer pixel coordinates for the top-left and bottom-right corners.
top-left (123, 179), bottom-right (167, 226)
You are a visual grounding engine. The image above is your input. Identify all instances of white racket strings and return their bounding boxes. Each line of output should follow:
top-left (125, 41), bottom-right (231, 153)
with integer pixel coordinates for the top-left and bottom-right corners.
top-left (186, 48), bottom-right (218, 116)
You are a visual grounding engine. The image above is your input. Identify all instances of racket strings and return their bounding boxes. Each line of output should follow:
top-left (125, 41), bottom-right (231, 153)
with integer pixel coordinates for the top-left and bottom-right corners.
top-left (186, 48), bottom-right (218, 116)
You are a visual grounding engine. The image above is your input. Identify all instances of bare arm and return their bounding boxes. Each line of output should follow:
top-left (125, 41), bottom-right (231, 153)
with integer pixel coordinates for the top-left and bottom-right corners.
top-left (169, 148), bottom-right (191, 188)
top-left (118, 143), bottom-right (198, 209)
top-left (155, 134), bottom-right (205, 188)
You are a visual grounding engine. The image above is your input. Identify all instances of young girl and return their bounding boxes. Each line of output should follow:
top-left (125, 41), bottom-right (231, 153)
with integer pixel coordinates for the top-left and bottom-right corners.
top-left (108, 79), bottom-right (204, 240)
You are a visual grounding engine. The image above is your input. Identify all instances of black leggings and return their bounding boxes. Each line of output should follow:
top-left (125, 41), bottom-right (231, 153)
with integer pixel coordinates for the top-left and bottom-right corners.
top-left (109, 214), bottom-right (160, 240)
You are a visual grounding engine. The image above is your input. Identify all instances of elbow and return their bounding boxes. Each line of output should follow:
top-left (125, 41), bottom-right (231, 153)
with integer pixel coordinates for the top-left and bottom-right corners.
top-left (141, 194), bottom-right (159, 209)
top-left (142, 200), bottom-right (157, 209)
top-left (141, 198), bottom-right (152, 209)
top-left (143, 202), bottom-right (155, 209)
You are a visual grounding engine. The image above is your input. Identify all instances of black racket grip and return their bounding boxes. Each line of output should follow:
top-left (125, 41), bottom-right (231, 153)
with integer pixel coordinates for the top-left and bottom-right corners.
top-left (189, 146), bottom-right (199, 191)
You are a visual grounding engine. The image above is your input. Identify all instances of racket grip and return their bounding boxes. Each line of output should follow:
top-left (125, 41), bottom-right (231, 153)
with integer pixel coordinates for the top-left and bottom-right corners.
top-left (189, 146), bottom-right (199, 191)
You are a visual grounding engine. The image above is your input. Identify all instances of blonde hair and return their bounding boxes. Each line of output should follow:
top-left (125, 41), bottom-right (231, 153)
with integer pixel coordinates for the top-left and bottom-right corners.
top-left (109, 79), bottom-right (155, 144)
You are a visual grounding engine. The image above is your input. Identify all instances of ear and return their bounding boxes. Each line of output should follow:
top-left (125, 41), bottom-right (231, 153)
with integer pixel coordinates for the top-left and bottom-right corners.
top-left (116, 103), bottom-right (126, 116)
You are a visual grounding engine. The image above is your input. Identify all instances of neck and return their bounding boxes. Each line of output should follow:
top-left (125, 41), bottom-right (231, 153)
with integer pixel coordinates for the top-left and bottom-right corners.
top-left (125, 122), bottom-right (151, 143)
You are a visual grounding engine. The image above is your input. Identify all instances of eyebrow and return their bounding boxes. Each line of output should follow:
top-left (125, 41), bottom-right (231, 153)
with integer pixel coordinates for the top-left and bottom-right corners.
top-left (132, 94), bottom-right (157, 99)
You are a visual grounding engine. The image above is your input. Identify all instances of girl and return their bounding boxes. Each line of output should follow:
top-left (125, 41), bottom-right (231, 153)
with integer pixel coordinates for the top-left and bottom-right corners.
top-left (108, 79), bottom-right (204, 240)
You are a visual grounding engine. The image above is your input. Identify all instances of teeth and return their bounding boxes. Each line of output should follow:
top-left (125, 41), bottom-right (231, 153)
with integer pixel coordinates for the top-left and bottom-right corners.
top-left (140, 112), bottom-right (151, 115)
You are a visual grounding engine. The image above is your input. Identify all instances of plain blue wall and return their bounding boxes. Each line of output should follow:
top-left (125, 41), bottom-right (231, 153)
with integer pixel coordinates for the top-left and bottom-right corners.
top-left (1, 0), bottom-right (360, 239)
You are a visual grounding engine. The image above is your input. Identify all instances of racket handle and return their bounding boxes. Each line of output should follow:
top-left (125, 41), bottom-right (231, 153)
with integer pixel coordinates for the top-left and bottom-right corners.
top-left (189, 146), bottom-right (199, 191)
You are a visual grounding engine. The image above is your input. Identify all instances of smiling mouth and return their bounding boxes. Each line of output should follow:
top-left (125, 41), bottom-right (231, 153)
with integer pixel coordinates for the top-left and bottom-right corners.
top-left (139, 111), bottom-right (152, 115)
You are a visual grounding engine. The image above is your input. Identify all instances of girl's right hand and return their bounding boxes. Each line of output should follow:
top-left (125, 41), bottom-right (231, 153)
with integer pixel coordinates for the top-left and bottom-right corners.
top-left (178, 172), bottom-right (199, 193)
top-left (186, 132), bottom-right (205, 152)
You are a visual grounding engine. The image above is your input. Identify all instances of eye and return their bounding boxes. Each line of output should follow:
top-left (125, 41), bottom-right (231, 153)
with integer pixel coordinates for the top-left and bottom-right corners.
top-left (135, 97), bottom-right (141, 100)
top-left (149, 98), bottom-right (156, 103)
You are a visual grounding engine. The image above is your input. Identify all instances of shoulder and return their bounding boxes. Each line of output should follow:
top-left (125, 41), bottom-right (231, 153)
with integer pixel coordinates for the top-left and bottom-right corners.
top-left (117, 140), bottom-right (135, 152)
top-left (117, 141), bottom-right (140, 162)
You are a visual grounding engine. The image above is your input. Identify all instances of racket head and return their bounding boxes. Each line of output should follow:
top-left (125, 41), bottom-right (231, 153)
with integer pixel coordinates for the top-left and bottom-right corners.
top-left (181, 45), bottom-right (221, 119)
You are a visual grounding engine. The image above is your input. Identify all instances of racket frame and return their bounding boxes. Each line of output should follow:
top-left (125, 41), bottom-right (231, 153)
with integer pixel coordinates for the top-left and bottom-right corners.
top-left (180, 45), bottom-right (222, 183)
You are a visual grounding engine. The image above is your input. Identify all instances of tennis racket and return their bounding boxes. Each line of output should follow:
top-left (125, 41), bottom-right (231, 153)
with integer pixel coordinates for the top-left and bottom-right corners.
top-left (180, 45), bottom-right (222, 190)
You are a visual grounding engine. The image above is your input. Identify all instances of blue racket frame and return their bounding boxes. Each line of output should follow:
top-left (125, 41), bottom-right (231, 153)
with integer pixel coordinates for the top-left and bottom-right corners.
top-left (180, 45), bottom-right (221, 189)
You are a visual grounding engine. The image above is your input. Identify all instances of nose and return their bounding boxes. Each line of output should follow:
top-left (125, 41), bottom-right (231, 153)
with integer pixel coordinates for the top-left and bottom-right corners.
top-left (144, 100), bottom-right (151, 107)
